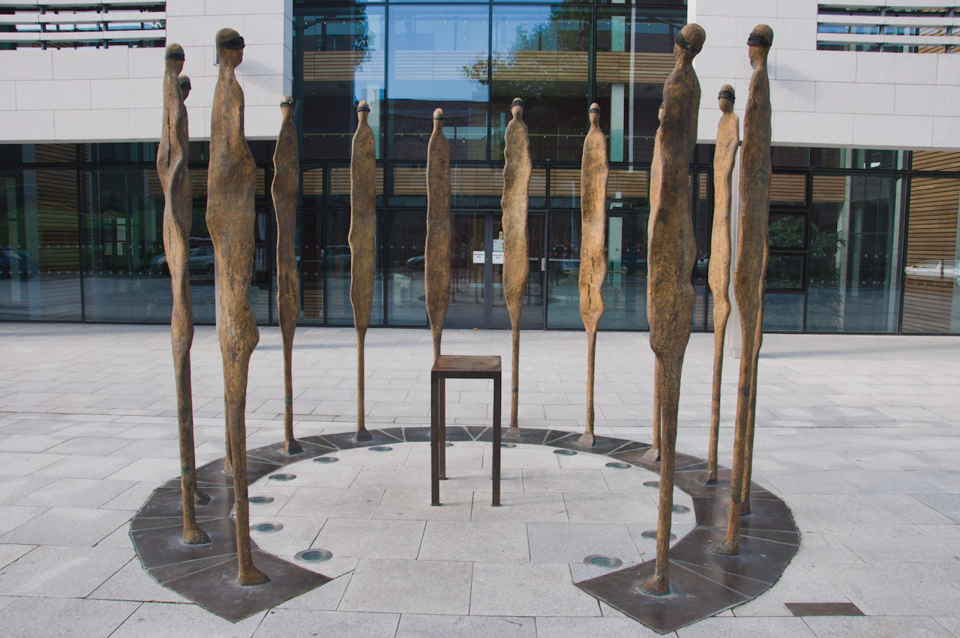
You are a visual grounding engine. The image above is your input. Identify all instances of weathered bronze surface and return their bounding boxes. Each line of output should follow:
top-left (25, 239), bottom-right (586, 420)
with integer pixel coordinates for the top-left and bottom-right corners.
top-left (425, 109), bottom-right (451, 364)
top-left (703, 86), bottom-right (739, 486)
top-left (641, 23), bottom-right (704, 595)
top-left (715, 25), bottom-right (773, 557)
top-left (350, 101), bottom-right (377, 443)
top-left (502, 98), bottom-right (531, 434)
top-left (645, 104), bottom-right (665, 464)
top-left (207, 28), bottom-right (268, 586)
top-left (158, 44), bottom-right (209, 546)
top-left (578, 104), bottom-right (608, 447)
top-left (273, 95), bottom-right (303, 456)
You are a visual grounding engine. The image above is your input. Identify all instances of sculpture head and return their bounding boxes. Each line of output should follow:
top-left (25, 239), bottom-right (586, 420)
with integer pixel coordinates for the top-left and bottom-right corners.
top-left (281, 95), bottom-right (295, 122)
top-left (179, 75), bottom-right (191, 101)
top-left (511, 97), bottom-right (524, 121)
top-left (675, 24), bottom-right (705, 62)
top-left (216, 28), bottom-right (245, 69)
top-left (433, 107), bottom-right (444, 132)
top-left (356, 99), bottom-right (370, 125)
top-left (747, 25), bottom-right (773, 68)
top-left (718, 85), bottom-right (735, 114)
top-left (165, 43), bottom-right (185, 75)
top-left (588, 103), bottom-right (600, 128)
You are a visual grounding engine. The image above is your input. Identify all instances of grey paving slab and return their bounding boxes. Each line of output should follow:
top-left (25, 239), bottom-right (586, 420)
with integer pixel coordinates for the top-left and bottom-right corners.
top-left (818, 562), bottom-right (960, 617)
top-left (111, 602), bottom-right (264, 638)
top-left (0, 596), bottom-right (141, 638)
top-left (470, 491), bottom-right (569, 523)
top-left (275, 573), bottom-right (353, 611)
top-left (313, 518), bottom-right (425, 560)
top-left (1, 506), bottom-right (131, 547)
top-left (89, 558), bottom-right (188, 603)
top-left (418, 521), bottom-right (529, 562)
top-left (0, 545), bottom-right (134, 597)
top-left (375, 488), bottom-right (474, 521)
top-left (0, 452), bottom-right (65, 475)
top-left (339, 558), bottom-right (472, 615)
top-left (397, 614), bottom-right (536, 637)
top-left (677, 616), bottom-right (817, 637)
top-left (913, 493), bottom-right (960, 523)
top-left (254, 609), bottom-right (400, 637)
top-left (535, 616), bottom-right (663, 637)
top-left (528, 522), bottom-right (644, 564)
top-left (13, 477), bottom-right (135, 508)
top-left (470, 561), bottom-right (601, 617)
top-left (0, 505), bottom-right (45, 535)
top-left (0, 543), bottom-right (33, 569)
top-left (804, 616), bottom-right (956, 638)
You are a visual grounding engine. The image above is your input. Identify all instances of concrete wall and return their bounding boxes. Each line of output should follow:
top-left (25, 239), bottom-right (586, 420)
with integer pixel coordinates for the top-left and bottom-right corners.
top-left (0, 0), bottom-right (293, 143)
top-left (690, 0), bottom-right (960, 150)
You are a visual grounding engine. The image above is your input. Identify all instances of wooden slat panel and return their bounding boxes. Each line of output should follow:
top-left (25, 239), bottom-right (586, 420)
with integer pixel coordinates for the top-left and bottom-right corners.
top-left (303, 50), bottom-right (386, 83)
top-left (393, 166), bottom-right (546, 198)
top-left (913, 150), bottom-right (960, 172)
top-left (902, 176), bottom-right (960, 333)
top-left (771, 173), bottom-right (806, 205)
top-left (595, 51), bottom-right (673, 84)
top-left (303, 169), bottom-right (323, 196)
top-left (35, 170), bottom-right (80, 273)
top-left (330, 167), bottom-right (384, 195)
top-left (493, 50), bottom-right (587, 82)
top-left (813, 175), bottom-right (846, 203)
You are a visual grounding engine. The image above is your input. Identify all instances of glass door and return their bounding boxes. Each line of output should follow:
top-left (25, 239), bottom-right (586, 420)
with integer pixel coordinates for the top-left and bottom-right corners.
top-left (447, 211), bottom-right (545, 329)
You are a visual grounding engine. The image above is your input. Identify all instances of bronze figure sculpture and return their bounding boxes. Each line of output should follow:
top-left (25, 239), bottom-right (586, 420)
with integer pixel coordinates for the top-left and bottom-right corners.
top-left (350, 101), bottom-right (376, 443)
top-left (703, 86), bottom-right (739, 485)
top-left (502, 98), bottom-right (531, 435)
top-left (158, 44), bottom-right (209, 546)
top-left (425, 109), bottom-right (451, 473)
top-left (645, 103), bottom-right (665, 464)
top-left (273, 95), bottom-right (303, 456)
top-left (715, 25), bottom-right (774, 557)
top-left (642, 23), bottom-right (704, 595)
top-left (579, 104), bottom-right (608, 447)
top-left (207, 28), bottom-right (268, 585)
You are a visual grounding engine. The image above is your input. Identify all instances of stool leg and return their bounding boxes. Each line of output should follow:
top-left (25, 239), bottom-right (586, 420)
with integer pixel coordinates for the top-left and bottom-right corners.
top-left (439, 378), bottom-right (447, 480)
top-left (431, 373), bottom-right (440, 506)
top-left (492, 373), bottom-right (501, 507)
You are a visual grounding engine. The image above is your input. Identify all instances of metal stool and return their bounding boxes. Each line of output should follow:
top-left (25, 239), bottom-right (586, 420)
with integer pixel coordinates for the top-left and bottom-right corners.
top-left (431, 355), bottom-right (501, 506)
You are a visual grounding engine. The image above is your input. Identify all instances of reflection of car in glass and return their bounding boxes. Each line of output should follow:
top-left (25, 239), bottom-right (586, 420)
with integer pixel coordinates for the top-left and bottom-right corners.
top-left (0, 247), bottom-right (30, 279)
top-left (695, 253), bottom-right (709, 277)
top-left (403, 255), bottom-right (425, 276)
top-left (149, 245), bottom-right (216, 276)
top-left (904, 259), bottom-right (960, 280)
top-left (325, 245), bottom-right (352, 273)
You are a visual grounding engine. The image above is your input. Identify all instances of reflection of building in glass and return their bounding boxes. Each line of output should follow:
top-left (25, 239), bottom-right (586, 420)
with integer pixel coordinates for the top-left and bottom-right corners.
top-left (3, 1), bottom-right (960, 335)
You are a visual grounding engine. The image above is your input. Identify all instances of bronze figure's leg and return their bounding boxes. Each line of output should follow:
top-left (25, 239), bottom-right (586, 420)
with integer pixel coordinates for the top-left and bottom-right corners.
top-left (740, 247), bottom-right (767, 513)
top-left (502, 98), bottom-right (532, 436)
top-left (579, 104), bottom-right (608, 447)
top-left (715, 24), bottom-right (773, 557)
top-left (644, 360), bottom-right (662, 462)
top-left (351, 101), bottom-right (377, 443)
top-left (274, 95), bottom-right (303, 455)
top-left (704, 85), bottom-right (739, 486)
top-left (641, 24), bottom-right (704, 595)
top-left (643, 103), bottom-right (665, 465)
top-left (207, 29), bottom-right (268, 585)
top-left (158, 45), bottom-right (209, 545)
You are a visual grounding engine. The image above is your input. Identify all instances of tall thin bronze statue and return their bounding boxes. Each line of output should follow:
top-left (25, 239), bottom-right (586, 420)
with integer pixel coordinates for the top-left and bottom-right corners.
top-left (502, 98), bottom-right (531, 436)
top-left (715, 25), bottom-right (773, 556)
top-left (273, 95), bottom-right (303, 456)
top-left (425, 109), bottom-right (451, 474)
top-left (703, 86), bottom-right (739, 485)
top-left (350, 101), bottom-right (376, 443)
top-left (642, 23), bottom-right (704, 595)
top-left (645, 103), bottom-right (665, 464)
top-left (207, 28), bottom-right (269, 586)
top-left (579, 104), bottom-right (608, 447)
top-left (158, 44), bottom-right (209, 546)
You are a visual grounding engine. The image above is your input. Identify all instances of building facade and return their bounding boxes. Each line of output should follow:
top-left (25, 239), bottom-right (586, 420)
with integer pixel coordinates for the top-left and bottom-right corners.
top-left (1, 0), bottom-right (959, 334)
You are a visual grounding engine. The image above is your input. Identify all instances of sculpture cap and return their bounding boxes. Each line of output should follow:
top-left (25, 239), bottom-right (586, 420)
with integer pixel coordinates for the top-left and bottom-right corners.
top-left (433, 108), bottom-right (444, 121)
top-left (676, 23), bottom-right (706, 54)
top-left (718, 85), bottom-right (735, 102)
top-left (179, 75), bottom-right (192, 91)
top-left (589, 103), bottom-right (601, 114)
top-left (165, 43), bottom-right (185, 61)
top-left (280, 94), bottom-right (295, 107)
top-left (511, 98), bottom-right (524, 108)
top-left (748, 24), bottom-right (773, 48)
top-left (217, 28), bottom-right (245, 50)
top-left (356, 100), bottom-right (370, 113)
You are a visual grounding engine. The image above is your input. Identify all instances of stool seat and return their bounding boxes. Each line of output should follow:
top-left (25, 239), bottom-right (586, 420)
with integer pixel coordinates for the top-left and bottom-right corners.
top-left (431, 354), bottom-right (501, 507)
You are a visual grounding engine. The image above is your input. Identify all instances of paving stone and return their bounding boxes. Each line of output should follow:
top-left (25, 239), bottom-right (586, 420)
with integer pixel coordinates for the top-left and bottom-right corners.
top-left (676, 616), bottom-right (817, 637)
top-left (528, 522), bottom-right (643, 564)
top-left (0, 596), bottom-right (141, 638)
top-left (0, 545), bottom-right (134, 597)
top-left (536, 616), bottom-right (667, 637)
top-left (313, 518), bottom-right (425, 560)
top-left (397, 614), bottom-right (536, 637)
top-left (13, 477), bottom-right (135, 509)
top-left (803, 616), bottom-right (956, 638)
top-left (89, 559), bottom-right (188, 603)
top-left (418, 521), bottom-right (529, 562)
top-left (470, 561), bottom-right (601, 617)
top-left (111, 602), bottom-right (264, 638)
top-left (1, 507), bottom-right (132, 547)
top-left (339, 558), bottom-right (472, 615)
top-left (0, 505), bottom-right (46, 535)
top-left (0, 544), bottom-right (33, 569)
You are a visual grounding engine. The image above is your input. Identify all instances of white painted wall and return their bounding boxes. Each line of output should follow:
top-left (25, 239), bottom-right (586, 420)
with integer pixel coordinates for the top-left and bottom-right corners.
top-left (690, 0), bottom-right (960, 151)
top-left (0, 0), bottom-right (293, 143)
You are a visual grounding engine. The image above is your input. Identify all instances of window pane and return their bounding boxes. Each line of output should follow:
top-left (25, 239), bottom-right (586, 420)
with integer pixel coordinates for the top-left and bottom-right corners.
top-left (387, 210), bottom-right (427, 326)
top-left (0, 169), bottom-right (82, 321)
top-left (389, 6), bottom-right (489, 160)
top-left (767, 255), bottom-right (804, 290)
top-left (768, 213), bottom-right (805, 249)
top-left (325, 209), bottom-right (383, 326)
top-left (902, 177), bottom-right (960, 333)
top-left (770, 173), bottom-right (806, 207)
top-left (763, 292), bottom-right (804, 332)
top-left (807, 174), bottom-right (902, 333)
top-left (301, 7), bottom-right (386, 160)
top-left (491, 5), bottom-right (590, 162)
top-left (300, 209), bottom-right (324, 323)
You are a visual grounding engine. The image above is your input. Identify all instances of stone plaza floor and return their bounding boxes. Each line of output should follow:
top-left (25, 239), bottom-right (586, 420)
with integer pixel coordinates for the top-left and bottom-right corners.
top-left (0, 322), bottom-right (958, 637)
